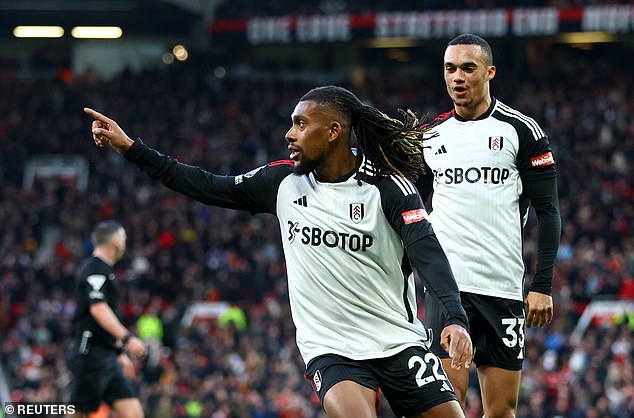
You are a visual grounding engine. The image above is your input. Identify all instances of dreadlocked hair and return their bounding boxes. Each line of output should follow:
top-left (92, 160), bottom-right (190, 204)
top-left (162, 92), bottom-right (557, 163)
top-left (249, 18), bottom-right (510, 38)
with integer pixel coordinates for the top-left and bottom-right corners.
top-left (300, 85), bottom-right (429, 182)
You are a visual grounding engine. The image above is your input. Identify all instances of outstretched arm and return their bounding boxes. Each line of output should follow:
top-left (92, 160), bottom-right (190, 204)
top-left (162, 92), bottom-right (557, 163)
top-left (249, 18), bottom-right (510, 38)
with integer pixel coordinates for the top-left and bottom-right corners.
top-left (84, 107), bottom-right (289, 214)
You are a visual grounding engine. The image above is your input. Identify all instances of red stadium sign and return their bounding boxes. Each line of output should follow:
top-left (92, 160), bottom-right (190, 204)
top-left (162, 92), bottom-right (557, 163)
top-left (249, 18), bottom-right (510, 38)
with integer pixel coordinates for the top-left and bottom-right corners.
top-left (210, 6), bottom-right (634, 44)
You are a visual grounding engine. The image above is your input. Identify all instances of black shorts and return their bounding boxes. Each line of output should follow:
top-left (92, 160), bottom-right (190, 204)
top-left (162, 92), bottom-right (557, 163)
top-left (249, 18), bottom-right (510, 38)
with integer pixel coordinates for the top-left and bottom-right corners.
top-left (68, 346), bottom-right (137, 412)
top-left (305, 346), bottom-right (457, 417)
top-left (425, 292), bottom-right (525, 370)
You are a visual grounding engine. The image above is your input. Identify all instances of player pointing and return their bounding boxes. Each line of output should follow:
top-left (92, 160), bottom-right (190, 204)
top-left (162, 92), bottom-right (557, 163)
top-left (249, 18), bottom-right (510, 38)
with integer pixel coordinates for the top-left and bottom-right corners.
top-left (85, 85), bottom-right (472, 418)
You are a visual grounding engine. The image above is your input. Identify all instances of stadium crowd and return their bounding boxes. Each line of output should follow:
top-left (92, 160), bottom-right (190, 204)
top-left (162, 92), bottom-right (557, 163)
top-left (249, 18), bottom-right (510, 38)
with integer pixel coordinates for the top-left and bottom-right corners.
top-left (0, 43), bottom-right (633, 417)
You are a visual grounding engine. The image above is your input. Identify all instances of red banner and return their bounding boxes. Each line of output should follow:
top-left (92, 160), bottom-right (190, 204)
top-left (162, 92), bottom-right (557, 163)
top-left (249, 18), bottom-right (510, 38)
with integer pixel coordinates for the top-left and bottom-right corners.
top-left (209, 6), bottom-right (634, 44)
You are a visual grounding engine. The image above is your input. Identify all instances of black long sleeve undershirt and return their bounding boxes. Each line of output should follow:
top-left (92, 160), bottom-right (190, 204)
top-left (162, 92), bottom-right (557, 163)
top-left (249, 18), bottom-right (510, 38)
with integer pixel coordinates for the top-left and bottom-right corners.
top-left (522, 170), bottom-right (561, 296)
top-left (408, 235), bottom-right (469, 331)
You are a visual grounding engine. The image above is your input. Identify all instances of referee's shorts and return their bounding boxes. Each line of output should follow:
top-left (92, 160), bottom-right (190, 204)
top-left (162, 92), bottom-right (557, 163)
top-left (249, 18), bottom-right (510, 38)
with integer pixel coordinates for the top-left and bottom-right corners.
top-left (68, 346), bottom-right (137, 412)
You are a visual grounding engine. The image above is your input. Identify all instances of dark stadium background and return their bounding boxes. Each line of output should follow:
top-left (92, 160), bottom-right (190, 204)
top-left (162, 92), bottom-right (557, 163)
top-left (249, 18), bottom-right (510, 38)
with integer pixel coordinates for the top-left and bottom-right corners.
top-left (0, 1), bottom-right (633, 417)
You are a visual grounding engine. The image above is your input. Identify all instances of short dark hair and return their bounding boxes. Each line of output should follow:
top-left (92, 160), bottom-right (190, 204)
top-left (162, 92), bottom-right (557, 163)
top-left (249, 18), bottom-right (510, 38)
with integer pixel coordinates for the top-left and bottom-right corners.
top-left (91, 220), bottom-right (124, 247)
top-left (447, 33), bottom-right (493, 66)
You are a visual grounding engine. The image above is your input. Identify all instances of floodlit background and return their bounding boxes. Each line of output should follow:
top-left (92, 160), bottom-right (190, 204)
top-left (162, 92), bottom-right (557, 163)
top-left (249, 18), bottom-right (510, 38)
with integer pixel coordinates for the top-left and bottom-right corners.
top-left (0, 1), bottom-right (633, 417)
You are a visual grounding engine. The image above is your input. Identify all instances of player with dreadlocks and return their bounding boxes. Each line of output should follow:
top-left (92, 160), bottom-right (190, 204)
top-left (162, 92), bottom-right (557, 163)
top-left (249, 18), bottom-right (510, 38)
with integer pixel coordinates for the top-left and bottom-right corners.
top-left (85, 85), bottom-right (471, 418)
top-left (299, 86), bottom-right (427, 182)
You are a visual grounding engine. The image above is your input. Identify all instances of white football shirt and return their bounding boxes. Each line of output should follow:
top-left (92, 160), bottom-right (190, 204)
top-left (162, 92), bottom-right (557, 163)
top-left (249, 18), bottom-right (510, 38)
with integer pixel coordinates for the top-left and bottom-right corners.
top-left (422, 98), bottom-right (555, 301)
top-left (125, 142), bottom-right (447, 365)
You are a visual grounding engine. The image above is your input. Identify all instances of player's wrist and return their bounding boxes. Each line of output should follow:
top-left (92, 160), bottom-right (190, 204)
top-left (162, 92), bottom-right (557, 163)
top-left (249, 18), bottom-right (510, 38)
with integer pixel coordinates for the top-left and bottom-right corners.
top-left (528, 287), bottom-right (552, 296)
top-left (120, 331), bottom-right (134, 347)
top-left (445, 317), bottom-right (469, 333)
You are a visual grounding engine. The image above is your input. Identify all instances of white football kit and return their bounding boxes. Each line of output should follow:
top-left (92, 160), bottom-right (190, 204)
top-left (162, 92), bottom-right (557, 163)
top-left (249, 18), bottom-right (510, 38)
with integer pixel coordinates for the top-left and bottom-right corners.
top-left (420, 98), bottom-right (560, 301)
top-left (125, 141), bottom-right (468, 365)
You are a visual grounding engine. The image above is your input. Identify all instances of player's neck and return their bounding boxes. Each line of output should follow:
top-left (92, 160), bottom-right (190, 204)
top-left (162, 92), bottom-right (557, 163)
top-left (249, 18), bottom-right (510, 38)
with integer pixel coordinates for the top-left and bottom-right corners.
top-left (93, 247), bottom-right (116, 266)
top-left (314, 149), bottom-right (356, 182)
top-left (455, 95), bottom-right (492, 121)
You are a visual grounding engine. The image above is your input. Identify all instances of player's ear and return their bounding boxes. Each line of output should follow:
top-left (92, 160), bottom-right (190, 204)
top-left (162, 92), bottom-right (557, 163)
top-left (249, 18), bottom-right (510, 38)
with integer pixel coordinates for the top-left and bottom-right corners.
top-left (328, 121), bottom-right (342, 143)
top-left (487, 65), bottom-right (496, 81)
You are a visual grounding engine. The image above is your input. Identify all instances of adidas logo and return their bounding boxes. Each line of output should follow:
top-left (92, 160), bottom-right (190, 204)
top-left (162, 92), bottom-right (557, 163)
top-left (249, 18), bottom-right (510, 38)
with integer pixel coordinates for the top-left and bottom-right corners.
top-left (434, 145), bottom-right (447, 155)
top-left (293, 195), bottom-right (307, 207)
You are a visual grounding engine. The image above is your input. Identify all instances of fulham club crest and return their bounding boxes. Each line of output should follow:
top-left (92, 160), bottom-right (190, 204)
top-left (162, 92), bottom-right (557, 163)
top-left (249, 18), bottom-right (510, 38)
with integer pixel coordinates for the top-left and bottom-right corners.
top-left (349, 203), bottom-right (365, 224)
top-left (489, 136), bottom-right (503, 153)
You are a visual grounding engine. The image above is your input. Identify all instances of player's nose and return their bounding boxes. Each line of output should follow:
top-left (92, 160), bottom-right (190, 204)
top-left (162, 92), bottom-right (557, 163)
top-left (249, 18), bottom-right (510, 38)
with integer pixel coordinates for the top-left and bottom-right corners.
top-left (285, 127), bottom-right (296, 142)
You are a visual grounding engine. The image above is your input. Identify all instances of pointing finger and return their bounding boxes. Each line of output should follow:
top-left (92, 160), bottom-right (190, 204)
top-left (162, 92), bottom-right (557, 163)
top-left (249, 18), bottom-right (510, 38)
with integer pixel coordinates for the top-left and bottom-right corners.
top-left (84, 107), bottom-right (114, 125)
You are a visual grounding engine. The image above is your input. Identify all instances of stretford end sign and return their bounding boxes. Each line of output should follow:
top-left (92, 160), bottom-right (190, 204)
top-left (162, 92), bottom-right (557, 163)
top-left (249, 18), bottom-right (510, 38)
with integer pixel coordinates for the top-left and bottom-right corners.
top-left (209, 6), bottom-right (634, 44)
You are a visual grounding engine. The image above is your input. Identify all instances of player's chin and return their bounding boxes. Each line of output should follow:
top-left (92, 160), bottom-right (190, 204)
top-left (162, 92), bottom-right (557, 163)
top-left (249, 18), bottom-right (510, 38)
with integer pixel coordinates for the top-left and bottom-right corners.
top-left (292, 160), bottom-right (307, 176)
top-left (452, 97), bottom-right (469, 106)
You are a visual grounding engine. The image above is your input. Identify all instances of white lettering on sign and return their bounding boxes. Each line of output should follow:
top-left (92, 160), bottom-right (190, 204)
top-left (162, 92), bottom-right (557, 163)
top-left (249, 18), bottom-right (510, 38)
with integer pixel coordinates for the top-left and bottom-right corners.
top-left (375, 10), bottom-right (507, 39)
top-left (296, 15), bottom-right (351, 42)
top-left (375, 13), bottom-right (431, 38)
top-left (513, 8), bottom-right (559, 35)
top-left (582, 6), bottom-right (632, 33)
top-left (247, 17), bottom-right (291, 44)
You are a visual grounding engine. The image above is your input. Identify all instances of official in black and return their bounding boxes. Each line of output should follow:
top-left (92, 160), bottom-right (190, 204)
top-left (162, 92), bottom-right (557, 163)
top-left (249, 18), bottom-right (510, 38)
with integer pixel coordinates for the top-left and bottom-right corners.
top-left (69, 220), bottom-right (146, 418)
